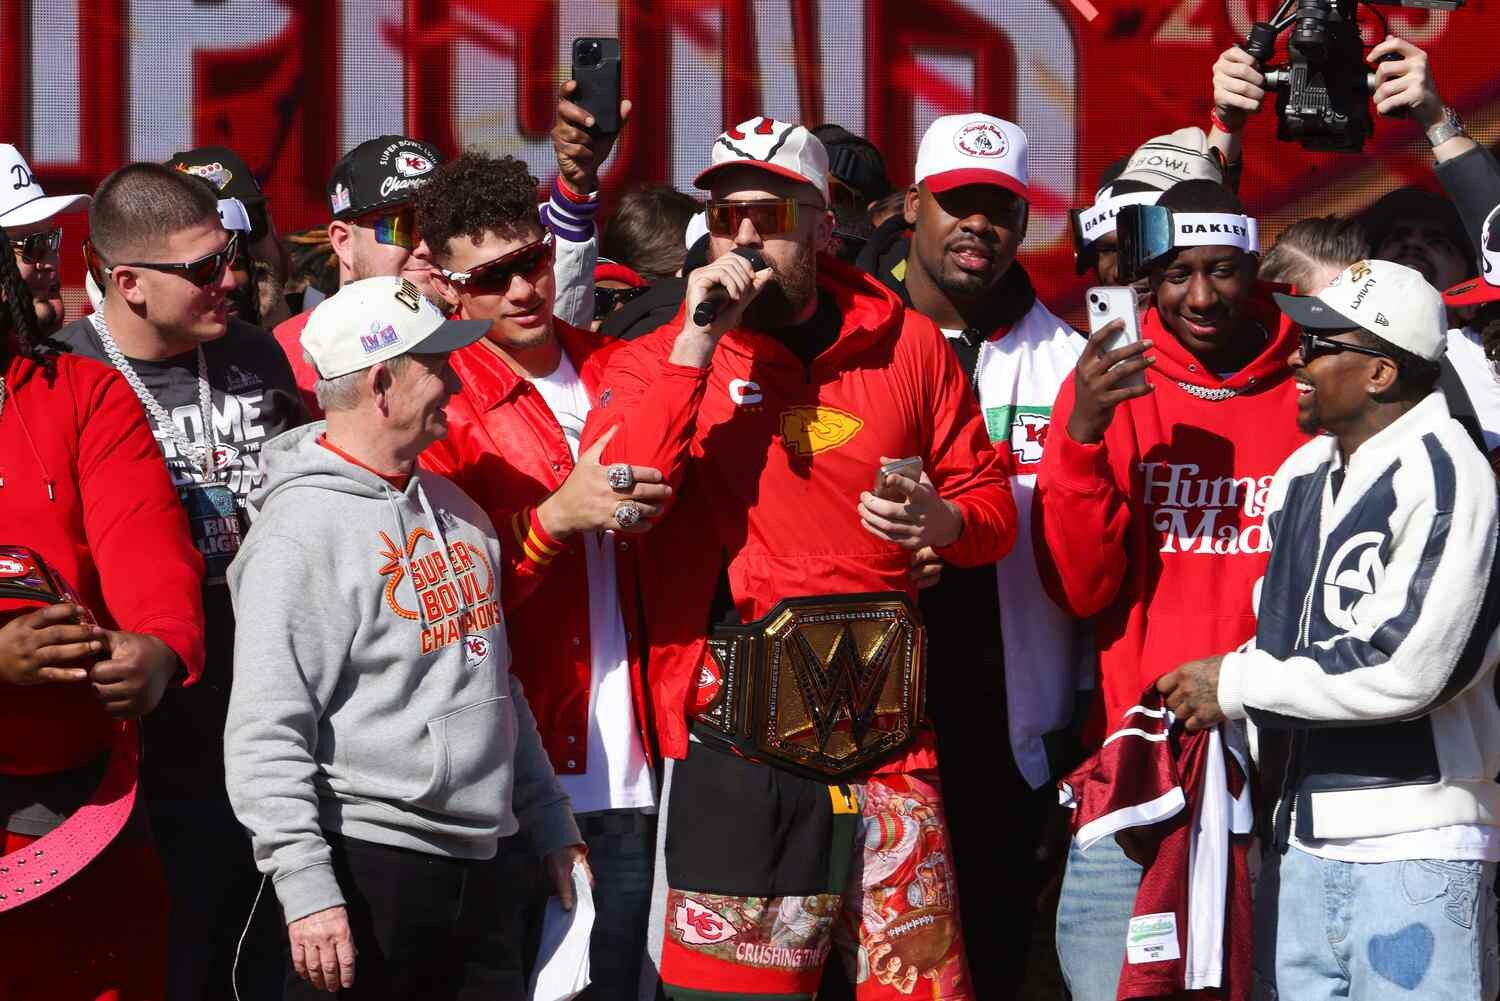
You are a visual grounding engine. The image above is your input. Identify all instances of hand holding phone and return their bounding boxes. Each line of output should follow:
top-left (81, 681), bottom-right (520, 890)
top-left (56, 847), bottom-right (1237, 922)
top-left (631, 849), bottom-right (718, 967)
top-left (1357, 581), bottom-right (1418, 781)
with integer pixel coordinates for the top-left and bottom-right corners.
top-left (1068, 287), bottom-right (1155, 445)
top-left (570, 37), bottom-right (622, 136)
top-left (874, 456), bottom-right (923, 500)
top-left (1085, 287), bottom-right (1146, 390)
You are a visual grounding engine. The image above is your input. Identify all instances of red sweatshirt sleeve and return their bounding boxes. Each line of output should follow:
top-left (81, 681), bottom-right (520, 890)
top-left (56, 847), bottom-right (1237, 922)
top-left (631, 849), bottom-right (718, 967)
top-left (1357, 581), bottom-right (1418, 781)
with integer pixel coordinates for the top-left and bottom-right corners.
top-left (1031, 373), bottom-right (1133, 618)
top-left (76, 366), bottom-right (206, 682)
top-left (418, 433), bottom-right (563, 613)
top-left (913, 319), bottom-right (1017, 568)
top-left (581, 318), bottom-right (711, 496)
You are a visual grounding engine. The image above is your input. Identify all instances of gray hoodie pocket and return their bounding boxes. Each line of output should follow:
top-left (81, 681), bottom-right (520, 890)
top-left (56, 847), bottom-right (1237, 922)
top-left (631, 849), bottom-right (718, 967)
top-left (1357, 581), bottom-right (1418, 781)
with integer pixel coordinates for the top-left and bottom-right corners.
top-left (411, 696), bottom-right (518, 821)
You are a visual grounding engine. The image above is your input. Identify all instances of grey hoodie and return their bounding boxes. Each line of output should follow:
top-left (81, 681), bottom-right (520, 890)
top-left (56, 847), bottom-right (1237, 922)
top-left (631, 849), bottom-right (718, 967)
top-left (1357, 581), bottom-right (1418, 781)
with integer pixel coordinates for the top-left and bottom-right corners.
top-left (224, 422), bottom-right (579, 923)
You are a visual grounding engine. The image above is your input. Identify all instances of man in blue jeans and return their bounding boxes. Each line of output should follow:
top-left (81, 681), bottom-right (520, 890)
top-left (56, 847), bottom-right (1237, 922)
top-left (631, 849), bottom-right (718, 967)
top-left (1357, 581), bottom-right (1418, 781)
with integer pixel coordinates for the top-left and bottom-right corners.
top-left (1159, 259), bottom-right (1500, 1000)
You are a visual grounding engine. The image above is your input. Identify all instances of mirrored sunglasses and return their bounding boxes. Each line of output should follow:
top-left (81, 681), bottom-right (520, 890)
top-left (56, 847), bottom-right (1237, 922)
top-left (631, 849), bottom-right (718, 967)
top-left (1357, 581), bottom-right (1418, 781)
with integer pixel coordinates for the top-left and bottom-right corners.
top-left (9, 228), bottom-right (62, 264)
top-left (355, 206), bottom-right (417, 250)
top-left (96, 232), bottom-right (240, 289)
top-left (441, 234), bottom-right (555, 294)
top-left (705, 197), bottom-right (814, 237)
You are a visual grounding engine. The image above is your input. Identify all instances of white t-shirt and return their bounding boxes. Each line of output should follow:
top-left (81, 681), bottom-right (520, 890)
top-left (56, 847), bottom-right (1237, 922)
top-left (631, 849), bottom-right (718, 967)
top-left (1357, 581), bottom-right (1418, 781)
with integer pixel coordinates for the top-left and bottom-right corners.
top-left (1445, 326), bottom-right (1500, 452)
top-left (528, 351), bottom-right (656, 815)
top-left (1291, 824), bottom-right (1500, 864)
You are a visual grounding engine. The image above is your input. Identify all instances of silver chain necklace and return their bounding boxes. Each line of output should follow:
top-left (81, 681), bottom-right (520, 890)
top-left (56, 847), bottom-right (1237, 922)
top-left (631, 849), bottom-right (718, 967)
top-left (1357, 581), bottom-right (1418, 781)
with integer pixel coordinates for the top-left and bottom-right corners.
top-left (1175, 381), bottom-right (1240, 402)
top-left (88, 312), bottom-right (219, 479)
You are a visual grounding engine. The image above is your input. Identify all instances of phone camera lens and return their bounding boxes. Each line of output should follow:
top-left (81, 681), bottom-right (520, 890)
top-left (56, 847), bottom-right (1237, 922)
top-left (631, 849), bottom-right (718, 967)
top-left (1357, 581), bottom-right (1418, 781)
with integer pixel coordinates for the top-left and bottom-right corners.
top-left (576, 40), bottom-right (602, 67)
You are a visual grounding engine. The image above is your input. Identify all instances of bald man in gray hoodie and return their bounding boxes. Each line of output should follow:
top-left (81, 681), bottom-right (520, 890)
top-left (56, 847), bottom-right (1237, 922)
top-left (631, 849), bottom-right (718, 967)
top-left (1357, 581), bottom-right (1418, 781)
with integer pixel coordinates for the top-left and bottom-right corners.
top-left (224, 278), bottom-right (583, 1000)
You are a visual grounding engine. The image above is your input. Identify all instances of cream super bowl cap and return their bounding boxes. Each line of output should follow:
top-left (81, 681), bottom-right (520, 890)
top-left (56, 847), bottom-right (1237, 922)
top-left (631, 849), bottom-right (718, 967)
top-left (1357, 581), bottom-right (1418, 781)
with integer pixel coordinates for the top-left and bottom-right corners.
top-left (0, 145), bottom-right (91, 228)
top-left (914, 114), bottom-right (1029, 199)
top-left (1275, 259), bottom-right (1447, 362)
top-left (301, 277), bottom-right (490, 380)
top-left (695, 117), bottom-right (830, 205)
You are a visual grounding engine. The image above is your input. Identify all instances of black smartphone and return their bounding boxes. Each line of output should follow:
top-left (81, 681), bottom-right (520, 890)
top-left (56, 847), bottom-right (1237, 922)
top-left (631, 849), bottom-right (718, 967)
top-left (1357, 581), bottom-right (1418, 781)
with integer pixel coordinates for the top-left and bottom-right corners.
top-left (571, 37), bottom-right (622, 137)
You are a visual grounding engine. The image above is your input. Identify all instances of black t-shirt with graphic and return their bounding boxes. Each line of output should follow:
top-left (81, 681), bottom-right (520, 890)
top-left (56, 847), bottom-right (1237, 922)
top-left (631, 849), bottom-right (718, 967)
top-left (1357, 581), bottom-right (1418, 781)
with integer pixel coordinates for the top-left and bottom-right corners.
top-left (53, 316), bottom-right (307, 797)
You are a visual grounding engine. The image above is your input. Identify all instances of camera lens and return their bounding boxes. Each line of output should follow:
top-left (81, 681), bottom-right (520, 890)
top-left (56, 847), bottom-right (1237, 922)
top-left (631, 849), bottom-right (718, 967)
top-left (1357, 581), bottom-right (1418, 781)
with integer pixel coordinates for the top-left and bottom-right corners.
top-left (576, 40), bottom-right (602, 68)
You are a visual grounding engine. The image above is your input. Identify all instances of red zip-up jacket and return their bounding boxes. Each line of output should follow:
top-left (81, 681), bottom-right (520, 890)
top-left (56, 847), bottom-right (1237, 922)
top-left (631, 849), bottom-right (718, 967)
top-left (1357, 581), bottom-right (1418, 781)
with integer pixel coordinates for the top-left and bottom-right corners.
top-left (1033, 286), bottom-right (1308, 744)
top-left (419, 321), bottom-right (646, 775)
top-left (582, 256), bottom-right (1018, 765)
top-left (272, 310), bottom-right (322, 418)
top-left (1, 345), bottom-right (205, 775)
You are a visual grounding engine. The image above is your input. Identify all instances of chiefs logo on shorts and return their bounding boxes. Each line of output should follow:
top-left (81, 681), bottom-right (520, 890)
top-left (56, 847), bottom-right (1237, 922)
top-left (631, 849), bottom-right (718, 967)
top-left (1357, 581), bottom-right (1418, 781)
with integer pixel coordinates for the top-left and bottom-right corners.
top-left (673, 896), bottom-right (738, 946)
top-left (779, 406), bottom-right (863, 456)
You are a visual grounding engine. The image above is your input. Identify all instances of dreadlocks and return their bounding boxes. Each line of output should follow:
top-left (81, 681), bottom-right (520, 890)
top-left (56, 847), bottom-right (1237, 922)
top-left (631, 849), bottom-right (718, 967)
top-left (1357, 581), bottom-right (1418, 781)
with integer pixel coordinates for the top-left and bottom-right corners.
top-left (0, 224), bottom-right (53, 376)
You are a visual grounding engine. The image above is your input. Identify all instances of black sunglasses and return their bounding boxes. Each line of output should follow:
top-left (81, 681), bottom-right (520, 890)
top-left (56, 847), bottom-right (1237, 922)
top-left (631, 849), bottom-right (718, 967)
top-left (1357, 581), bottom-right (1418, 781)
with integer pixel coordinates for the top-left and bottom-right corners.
top-left (8, 228), bottom-right (62, 264)
top-left (440, 233), bottom-right (554, 294)
top-left (593, 283), bottom-right (649, 321)
top-left (94, 233), bottom-right (240, 289)
top-left (1299, 330), bottom-right (1391, 364)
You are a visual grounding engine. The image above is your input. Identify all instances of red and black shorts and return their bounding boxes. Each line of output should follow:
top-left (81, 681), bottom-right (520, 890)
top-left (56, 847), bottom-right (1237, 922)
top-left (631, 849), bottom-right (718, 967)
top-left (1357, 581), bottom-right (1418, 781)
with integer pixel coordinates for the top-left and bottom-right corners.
top-left (659, 740), bottom-right (973, 1000)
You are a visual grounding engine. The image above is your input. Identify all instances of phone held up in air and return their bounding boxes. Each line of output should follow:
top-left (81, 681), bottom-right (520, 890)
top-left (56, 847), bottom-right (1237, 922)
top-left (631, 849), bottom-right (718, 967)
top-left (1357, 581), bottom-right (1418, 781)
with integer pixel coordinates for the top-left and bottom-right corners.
top-left (1085, 286), bottom-right (1146, 390)
top-left (874, 457), bottom-right (923, 500)
top-left (571, 37), bottom-right (622, 137)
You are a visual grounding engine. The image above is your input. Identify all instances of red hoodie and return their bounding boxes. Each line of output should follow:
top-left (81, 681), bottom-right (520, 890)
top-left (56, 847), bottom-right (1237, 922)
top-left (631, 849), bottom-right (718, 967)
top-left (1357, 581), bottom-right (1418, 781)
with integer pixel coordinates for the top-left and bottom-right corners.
top-left (583, 256), bottom-right (1017, 766)
top-left (1033, 287), bottom-right (1308, 744)
top-left (1, 346), bottom-right (205, 775)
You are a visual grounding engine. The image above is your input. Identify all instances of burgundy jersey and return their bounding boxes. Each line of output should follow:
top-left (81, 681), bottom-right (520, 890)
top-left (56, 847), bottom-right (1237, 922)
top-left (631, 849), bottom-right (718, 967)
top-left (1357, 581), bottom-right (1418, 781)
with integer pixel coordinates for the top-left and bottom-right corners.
top-left (1059, 692), bottom-right (1253, 1001)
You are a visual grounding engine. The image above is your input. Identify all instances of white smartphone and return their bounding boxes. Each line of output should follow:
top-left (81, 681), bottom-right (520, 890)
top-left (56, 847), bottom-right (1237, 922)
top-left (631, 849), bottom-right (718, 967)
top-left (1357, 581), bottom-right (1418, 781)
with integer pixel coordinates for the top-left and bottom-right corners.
top-left (874, 456), bottom-right (923, 497)
top-left (1085, 286), bottom-right (1145, 389)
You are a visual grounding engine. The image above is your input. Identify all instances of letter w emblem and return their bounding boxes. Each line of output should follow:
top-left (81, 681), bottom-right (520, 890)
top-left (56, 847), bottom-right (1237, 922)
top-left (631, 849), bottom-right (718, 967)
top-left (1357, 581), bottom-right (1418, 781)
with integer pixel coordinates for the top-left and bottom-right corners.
top-left (784, 620), bottom-right (901, 752)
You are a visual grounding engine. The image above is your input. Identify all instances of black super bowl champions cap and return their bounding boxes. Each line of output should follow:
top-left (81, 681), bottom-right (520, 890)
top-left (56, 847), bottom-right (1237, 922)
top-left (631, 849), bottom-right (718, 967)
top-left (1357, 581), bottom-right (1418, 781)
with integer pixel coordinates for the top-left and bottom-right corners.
top-left (326, 135), bottom-right (442, 221)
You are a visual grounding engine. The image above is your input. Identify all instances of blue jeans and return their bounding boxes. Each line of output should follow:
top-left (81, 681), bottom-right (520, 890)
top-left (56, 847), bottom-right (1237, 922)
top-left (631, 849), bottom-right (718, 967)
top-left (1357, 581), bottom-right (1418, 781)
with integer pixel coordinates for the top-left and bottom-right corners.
top-left (1055, 835), bottom-right (1143, 1001)
top-left (1255, 845), bottom-right (1500, 1001)
top-left (576, 810), bottom-right (657, 1001)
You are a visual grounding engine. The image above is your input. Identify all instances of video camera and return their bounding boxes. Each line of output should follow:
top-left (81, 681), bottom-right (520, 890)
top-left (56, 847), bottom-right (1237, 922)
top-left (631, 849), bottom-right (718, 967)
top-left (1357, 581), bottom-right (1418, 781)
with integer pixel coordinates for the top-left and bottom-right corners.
top-left (1243, 0), bottom-right (1464, 153)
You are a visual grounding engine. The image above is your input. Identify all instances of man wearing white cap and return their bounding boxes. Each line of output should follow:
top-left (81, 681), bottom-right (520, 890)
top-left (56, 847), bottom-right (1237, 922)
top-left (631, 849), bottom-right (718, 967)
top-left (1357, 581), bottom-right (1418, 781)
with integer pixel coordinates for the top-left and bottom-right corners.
top-left (584, 116), bottom-right (1016, 1001)
top-left (0, 144), bottom-right (90, 336)
top-left (225, 277), bottom-right (586, 999)
top-left (1159, 258), bottom-right (1500, 1001)
top-left (859, 112), bottom-right (1087, 996)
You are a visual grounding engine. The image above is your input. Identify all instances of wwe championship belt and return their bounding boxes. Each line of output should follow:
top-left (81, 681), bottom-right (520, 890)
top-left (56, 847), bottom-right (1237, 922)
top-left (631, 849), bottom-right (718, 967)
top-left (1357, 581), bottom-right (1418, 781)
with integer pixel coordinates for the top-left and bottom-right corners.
top-left (691, 593), bottom-right (926, 780)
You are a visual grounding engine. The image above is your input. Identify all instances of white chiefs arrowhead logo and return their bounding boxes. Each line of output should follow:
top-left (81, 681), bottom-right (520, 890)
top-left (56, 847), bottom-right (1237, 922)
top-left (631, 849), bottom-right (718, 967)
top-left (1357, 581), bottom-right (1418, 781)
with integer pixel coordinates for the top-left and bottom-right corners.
top-left (462, 634), bottom-right (492, 670)
top-left (674, 897), bottom-right (737, 945)
top-left (1009, 413), bottom-right (1051, 466)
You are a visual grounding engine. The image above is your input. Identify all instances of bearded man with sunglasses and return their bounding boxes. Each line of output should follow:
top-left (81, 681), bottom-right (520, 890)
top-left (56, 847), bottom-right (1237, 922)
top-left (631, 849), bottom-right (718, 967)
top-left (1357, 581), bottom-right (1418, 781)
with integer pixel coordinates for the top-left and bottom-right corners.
top-left (1157, 259), bottom-right (1500, 1001)
top-left (0, 145), bottom-right (90, 336)
top-left (53, 162), bottom-right (305, 1001)
top-left (582, 119), bottom-right (1016, 1001)
top-left (414, 149), bottom-right (669, 1000)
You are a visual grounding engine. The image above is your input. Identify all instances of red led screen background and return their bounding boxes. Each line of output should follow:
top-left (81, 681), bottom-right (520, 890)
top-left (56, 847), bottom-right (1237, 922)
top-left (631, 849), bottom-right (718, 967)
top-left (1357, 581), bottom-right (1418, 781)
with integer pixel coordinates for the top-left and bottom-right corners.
top-left (2, 0), bottom-right (1498, 319)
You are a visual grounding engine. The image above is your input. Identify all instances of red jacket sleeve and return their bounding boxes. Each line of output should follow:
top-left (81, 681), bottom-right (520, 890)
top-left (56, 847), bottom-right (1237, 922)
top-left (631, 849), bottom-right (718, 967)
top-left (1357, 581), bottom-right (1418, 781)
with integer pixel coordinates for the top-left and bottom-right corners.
top-left (914, 319), bottom-right (1017, 568)
top-left (76, 365), bottom-right (206, 682)
top-left (581, 317), bottom-right (710, 497)
top-left (418, 433), bottom-right (562, 613)
top-left (1031, 373), bottom-right (1133, 617)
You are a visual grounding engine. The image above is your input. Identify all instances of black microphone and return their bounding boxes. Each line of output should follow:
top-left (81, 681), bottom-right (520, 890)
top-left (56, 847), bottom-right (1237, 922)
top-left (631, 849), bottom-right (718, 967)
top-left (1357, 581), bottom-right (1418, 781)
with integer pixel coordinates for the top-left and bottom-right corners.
top-left (692, 248), bottom-right (769, 328)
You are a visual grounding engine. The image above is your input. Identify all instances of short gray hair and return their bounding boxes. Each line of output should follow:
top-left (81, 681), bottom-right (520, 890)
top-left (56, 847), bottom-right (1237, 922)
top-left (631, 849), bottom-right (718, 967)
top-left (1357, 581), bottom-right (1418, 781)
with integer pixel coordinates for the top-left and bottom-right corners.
top-left (308, 351), bottom-right (412, 413)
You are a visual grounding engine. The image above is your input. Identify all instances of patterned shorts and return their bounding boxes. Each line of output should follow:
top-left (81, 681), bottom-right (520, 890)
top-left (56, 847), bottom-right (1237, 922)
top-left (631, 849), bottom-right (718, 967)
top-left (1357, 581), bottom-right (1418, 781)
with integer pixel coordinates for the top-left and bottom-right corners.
top-left (658, 740), bottom-right (973, 1000)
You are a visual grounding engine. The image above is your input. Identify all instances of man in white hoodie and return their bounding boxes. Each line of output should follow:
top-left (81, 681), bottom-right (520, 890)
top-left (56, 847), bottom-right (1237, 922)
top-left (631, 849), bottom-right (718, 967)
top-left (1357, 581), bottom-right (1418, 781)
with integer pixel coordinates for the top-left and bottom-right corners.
top-left (225, 277), bottom-right (584, 1000)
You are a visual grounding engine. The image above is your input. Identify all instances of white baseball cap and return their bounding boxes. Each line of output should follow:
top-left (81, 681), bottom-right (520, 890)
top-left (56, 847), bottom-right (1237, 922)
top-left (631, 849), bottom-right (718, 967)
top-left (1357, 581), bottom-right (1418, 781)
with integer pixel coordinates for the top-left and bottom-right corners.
top-left (695, 117), bottom-right (830, 205)
top-left (914, 114), bottom-right (1029, 200)
top-left (1275, 259), bottom-right (1447, 362)
top-left (1114, 127), bottom-right (1225, 191)
top-left (0, 145), bottom-right (90, 229)
top-left (301, 276), bottom-right (491, 380)
top-left (1443, 202), bottom-right (1500, 309)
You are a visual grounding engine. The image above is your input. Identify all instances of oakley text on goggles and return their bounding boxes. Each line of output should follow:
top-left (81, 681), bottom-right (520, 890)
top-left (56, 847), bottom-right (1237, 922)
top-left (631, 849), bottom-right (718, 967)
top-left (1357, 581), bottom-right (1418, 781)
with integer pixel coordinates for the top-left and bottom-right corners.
top-left (440, 234), bottom-right (555, 293)
top-left (90, 232), bottom-right (240, 289)
top-left (705, 197), bottom-right (823, 237)
top-left (9, 228), bottom-right (62, 264)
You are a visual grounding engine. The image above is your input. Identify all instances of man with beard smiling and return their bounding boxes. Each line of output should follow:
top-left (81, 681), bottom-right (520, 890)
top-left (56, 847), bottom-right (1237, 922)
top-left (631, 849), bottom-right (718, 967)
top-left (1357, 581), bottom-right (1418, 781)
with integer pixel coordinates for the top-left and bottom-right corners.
top-left (1033, 179), bottom-right (1308, 1001)
top-left (1157, 259), bottom-right (1500, 1001)
top-left (863, 112), bottom-right (1086, 997)
top-left (0, 145), bottom-right (90, 336)
top-left (583, 118), bottom-right (1016, 1001)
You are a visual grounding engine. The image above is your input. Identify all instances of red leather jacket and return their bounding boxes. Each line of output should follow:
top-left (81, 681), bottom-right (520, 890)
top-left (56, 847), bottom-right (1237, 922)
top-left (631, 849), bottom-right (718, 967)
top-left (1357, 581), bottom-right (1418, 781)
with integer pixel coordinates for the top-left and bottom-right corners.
top-left (419, 322), bottom-right (647, 776)
top-left (583, 257), bottom-right (1018, 765)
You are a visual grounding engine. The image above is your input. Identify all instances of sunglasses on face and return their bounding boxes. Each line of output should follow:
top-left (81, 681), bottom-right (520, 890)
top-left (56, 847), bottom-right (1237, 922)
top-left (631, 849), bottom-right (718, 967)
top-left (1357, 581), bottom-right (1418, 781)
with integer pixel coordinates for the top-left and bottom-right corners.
top-left (1299, 330), bottom-right (1391, 364)
top-left (593, 283), bottom-right (649, 321)
top-left (9, 228), bottom-right (62, 264)
top-left (705, 197), bottom-right (820, 237)
top-left (440, 233), bottom-right (555, 295)
top-left (93, 232), bottom-right (240, 289)
top-left (354, 206), bottom-right (416, 250)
